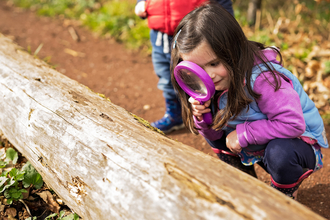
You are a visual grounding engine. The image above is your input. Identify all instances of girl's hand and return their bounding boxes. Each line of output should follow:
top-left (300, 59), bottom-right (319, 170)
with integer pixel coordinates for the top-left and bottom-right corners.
top-left (135, 1), bottom-right (147, 18)
top-left (226, 130), bottom-right (242, 154)
top-left (188, 97), bottom-right (211, 121)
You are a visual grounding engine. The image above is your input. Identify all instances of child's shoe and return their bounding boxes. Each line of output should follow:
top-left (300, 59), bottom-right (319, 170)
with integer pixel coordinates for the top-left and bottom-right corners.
top-left (151, 98), bottom-right (185, 134)
top-left (270, 169), bottom-right (313, 200)
top-left (216, 152), bottom-right (257, 178)
top-left (270, 182), bottom-right (301, 200)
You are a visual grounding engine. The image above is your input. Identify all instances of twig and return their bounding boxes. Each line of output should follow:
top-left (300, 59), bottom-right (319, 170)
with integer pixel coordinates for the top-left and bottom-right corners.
top-left (34, 43), bottom-right (43, 56)
top-left (255, 9), bottom-right (261, 33)
top-left (68, 26), bottom-right (80, 42)
top-left (19, 199), bottom-right (32, 216)
top-left (266, 12), bottom-right (274, 30)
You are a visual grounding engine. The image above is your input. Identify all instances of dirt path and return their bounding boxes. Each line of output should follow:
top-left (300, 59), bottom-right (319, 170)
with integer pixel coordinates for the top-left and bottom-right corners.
top-left (0, 1), bottom-right (329, 219)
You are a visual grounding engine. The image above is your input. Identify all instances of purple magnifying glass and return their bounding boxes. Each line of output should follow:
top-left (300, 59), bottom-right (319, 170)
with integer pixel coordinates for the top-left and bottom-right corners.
top-left (174, 61), bottom-right (215, 124)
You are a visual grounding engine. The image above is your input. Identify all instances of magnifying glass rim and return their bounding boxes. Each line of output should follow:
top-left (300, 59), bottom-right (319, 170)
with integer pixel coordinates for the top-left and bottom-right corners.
top-left (174, 61), bottom-right (215, 102)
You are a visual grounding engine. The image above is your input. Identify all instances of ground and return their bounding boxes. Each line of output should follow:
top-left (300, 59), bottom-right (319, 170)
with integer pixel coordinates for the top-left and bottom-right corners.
top-left (0, 1), bottom-right (329, 219)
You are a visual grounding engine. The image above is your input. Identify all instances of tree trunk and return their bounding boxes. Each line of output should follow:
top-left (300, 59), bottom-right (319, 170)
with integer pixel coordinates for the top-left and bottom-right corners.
top-left (247, 0), bottom-right (262, 26)
top-left (0, 34), bottom-right (325, 220)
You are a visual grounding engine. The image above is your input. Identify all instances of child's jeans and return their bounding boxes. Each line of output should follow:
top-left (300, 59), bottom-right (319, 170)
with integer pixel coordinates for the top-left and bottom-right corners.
top-left (150, 29), bottom-right (175, 99)
top-left (206, 135), bottom-right (316, 185)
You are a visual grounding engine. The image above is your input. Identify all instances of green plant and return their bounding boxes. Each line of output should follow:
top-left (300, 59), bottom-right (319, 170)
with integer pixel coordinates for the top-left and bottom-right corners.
top-left (22, 161), bottom-right (44, 189)
top-left (10, 0), bottom-right (151, 52)
top-left (45, 210), bottom-right (80, 220)
top-left (0, 148), bottom-right (43, 204)
top-left (10, 0), bottom-right (330, 54)
top-left (324, 61), bottom-right (330, 75)
top-left (322, 113), bottom-right (330, 125)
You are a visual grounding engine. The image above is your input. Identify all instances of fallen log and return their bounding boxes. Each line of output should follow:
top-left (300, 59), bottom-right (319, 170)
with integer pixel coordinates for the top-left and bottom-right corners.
top-left (0, 34), bottom-right (325, 220)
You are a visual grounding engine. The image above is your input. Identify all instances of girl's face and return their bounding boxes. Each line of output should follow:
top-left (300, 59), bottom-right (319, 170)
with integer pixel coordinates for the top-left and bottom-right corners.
top-left (180, 41), bottom-right (230, 91)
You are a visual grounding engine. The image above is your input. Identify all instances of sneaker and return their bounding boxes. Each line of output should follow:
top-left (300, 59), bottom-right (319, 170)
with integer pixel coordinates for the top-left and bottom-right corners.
top-left (151, 98), bottom-right (185, 134)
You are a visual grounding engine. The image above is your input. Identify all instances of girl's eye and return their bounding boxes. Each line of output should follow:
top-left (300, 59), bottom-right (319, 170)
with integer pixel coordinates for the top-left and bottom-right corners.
top-left (210, 61), bottom-right (220, 67)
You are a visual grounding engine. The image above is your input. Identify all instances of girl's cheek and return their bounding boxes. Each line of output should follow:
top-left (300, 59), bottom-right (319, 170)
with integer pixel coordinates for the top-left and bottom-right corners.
top-left (203, 67), bottom-right (212, 77)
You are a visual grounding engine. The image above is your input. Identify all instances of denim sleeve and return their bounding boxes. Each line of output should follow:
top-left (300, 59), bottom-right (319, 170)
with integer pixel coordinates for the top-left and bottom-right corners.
top-left (214, 0), bottom-right (234, 16)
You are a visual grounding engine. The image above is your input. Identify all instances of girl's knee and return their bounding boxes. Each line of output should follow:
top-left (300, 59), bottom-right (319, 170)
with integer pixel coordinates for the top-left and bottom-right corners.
top-left (264, 139), bottom-right (294, 167)
top-left (263, 138), bottom-right (314, 184)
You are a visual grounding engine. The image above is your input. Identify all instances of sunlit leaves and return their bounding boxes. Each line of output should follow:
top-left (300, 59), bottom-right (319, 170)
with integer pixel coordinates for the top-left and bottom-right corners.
top-left (22, 161), bottom-right (44, 189)
top-left (0, 148), bottom-right (44, 205)
top-left (6, 147), bottom-right (18, 164)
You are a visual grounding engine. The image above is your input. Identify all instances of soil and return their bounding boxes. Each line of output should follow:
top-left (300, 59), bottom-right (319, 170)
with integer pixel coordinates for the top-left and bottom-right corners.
top-left (0, 1), bottom-right (329, 219)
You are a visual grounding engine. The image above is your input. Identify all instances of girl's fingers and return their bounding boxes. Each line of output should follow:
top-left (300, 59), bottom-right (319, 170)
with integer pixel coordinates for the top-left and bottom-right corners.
top-left (194, 105), bottom-right (206, 110)
top-left (192, 108), bottom-right (210, 116)
top-left (193, 106), bottom-right (209, 113)
top-left (192, 112), bottom-right (202, 117)
top-left (189, 97), bottom-right (211, 118)
top-left (204, 99), bottom-right (212, 107)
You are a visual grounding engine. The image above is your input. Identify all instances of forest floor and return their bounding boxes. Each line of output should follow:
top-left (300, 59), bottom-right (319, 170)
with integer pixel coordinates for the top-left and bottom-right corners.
top-left (0, 1), bottom-right (329, 219)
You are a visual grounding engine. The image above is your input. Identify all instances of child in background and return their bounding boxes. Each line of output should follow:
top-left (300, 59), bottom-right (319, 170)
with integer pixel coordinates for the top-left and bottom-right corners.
top-left (170, 3), bottom-right (328, 199)
top-left (135, 0), bottom-right (233, 133)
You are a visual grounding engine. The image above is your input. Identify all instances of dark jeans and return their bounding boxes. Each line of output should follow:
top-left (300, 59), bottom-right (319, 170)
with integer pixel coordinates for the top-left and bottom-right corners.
top-left (206, 135), bottom-right (316, 184)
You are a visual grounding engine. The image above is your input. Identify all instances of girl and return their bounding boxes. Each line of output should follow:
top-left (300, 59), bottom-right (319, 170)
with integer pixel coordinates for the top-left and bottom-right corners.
top-left (170, 3), bottom-right (328, 199)
top-left (134, 0), bottom-right (233, 134)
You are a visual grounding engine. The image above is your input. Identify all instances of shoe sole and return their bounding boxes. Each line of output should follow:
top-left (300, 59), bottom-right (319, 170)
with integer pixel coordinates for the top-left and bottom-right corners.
top-left (162, 123), bottom-right (185, 134)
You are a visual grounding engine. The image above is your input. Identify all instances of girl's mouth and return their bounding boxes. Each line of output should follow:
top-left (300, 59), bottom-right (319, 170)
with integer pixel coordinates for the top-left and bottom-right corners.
top-left (214, 79), bottom-right (221, 85)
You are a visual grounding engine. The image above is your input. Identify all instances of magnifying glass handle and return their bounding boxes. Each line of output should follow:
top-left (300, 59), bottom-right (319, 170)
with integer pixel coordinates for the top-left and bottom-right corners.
top-left (199, 101), bottom-right (213, 124)
top-left (203, 112), bottom-right (213, 124)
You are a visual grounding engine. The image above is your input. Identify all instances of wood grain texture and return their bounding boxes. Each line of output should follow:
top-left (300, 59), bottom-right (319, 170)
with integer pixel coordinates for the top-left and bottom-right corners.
top-left (0, 34), bottom-right (325, 220)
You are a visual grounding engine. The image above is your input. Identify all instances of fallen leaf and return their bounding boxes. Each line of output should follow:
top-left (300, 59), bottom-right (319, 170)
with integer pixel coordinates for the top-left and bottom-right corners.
top-left (323, 76), bottom-right (330, 88)
top-left (36, 191), bottom-right (60, 214)
top-left (5, 207), bottom-right (17, 218)
top-left (305, 60), bottom-right (321, 78)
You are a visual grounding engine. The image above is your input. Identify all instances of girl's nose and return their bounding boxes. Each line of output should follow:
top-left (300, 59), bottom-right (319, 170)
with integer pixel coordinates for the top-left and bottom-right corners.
top-left (208, 71), bottom-right (216, 79)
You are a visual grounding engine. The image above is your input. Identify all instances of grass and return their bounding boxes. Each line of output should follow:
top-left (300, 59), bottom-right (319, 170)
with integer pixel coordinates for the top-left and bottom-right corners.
top-left (6, 0), bottom-right (330, 114)
top-left (9, 0), bottom-right (151, 52)
top-left (8, 0), bottom-right (330, 54)
top-left (322, 113), bottom-right (330, 125)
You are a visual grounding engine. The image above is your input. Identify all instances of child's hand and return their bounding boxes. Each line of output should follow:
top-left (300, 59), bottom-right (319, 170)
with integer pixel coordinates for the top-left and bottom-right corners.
top-left (226, 130), bottom-right (242, 154)
top-left (135, 1), bottom-right (147, 18)
top-left (188, 97), bottom-right (211, 121)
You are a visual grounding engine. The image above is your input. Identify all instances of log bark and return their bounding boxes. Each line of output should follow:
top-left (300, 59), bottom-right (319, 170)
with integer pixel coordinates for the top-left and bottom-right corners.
top-left (0, 34), bottom-right (325, 220)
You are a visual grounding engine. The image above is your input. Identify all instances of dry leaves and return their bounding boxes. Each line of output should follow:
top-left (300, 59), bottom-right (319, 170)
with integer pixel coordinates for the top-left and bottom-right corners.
top-left (302, 46), bottom-right (330, 110)
top-left (245, 4), bottom-right (330, 113)
top-left (36, 191), bottom-right (61, 214)
top-left (0, 136), bottom-right (68, 220)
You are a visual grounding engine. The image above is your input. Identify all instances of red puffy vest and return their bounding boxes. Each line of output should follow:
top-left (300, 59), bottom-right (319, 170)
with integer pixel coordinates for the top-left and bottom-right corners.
top-left (145, 0), bottom-right (207, 36)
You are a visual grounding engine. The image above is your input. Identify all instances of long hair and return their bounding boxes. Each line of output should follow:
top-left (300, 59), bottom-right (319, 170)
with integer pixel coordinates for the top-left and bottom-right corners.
top-left (171, 2), bottom-right (282, 134)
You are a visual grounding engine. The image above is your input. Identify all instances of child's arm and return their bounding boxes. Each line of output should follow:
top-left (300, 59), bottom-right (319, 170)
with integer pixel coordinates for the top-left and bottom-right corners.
top-left (135, 0), bottom-right (147, 18)
top-left (189, 97), bottom-right (224, 140)
top-left (236, 72), bottom-right (305, 148)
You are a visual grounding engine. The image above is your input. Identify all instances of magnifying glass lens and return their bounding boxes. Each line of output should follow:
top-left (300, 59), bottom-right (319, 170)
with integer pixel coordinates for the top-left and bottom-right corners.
top-left (178, 69), bottom-right (208, 96)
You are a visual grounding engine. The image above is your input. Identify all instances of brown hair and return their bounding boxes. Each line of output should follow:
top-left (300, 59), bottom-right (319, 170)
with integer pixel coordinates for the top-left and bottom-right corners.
top-left (171, 2), bottom-right (282, 134)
